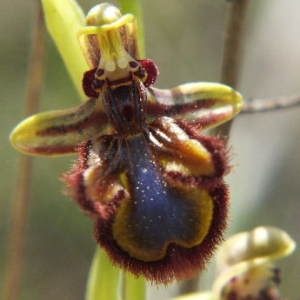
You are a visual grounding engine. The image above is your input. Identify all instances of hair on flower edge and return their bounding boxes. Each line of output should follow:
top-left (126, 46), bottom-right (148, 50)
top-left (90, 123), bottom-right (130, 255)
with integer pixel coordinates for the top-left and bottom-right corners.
top-left (10, 3), bottom-right (243, 283)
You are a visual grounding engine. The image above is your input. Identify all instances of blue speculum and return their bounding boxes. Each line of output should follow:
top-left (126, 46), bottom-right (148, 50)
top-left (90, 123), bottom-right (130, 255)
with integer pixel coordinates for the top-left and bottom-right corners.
top-left (112, 134), bottom-right (214, 262)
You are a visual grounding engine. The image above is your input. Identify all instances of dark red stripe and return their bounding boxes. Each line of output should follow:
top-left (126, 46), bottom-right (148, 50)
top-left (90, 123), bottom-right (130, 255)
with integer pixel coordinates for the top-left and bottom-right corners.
top-left (37, 110), bottom-right (108, 137)
top-left (23, 144), bottom-right (76, 155)
top-left (145, 99), bottom-right (216, 118)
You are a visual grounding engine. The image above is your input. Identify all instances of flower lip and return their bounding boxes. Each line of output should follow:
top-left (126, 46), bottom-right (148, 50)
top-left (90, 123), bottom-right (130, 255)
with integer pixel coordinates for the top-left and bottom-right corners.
top-left (63, 123), bottom-right (230, 283)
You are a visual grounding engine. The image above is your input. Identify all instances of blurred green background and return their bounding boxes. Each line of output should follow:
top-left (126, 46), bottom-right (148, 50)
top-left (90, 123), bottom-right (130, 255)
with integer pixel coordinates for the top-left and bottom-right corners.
top-left (1, 0), bottom-right (299, 299)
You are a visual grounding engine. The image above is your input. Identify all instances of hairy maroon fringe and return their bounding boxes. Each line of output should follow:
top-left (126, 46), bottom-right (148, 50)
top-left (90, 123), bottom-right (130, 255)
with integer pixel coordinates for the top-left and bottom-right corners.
top-left (62, 141), bottom-right (126, 219)
top-left (62, 141), bottom-right (96, 214)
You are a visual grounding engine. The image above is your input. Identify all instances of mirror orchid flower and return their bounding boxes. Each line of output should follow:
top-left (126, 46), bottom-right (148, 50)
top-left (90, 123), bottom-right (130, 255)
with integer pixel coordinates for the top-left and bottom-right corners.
top-left (214, 226), bottom-right (296, 299)
top-left (171, 227), bottom-right (296, 299)
top-left (10, 3), bottom-right (243, 283)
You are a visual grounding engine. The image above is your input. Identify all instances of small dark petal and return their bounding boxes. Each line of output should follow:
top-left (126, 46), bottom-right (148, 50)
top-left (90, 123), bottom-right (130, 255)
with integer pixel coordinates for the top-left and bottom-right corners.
top-left (82, 68), bottom-right (100, 98)
top-left (138, 59), bottom-right (159, 87)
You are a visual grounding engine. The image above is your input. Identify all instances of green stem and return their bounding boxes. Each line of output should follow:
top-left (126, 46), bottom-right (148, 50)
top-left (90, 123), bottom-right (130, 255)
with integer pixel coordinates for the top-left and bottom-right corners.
top-left (85, 249), bottom-right (121, 300)
top-left (119, 0), bottom-right (145, 57)
top-left (121, 272), bottom-right (146, 300)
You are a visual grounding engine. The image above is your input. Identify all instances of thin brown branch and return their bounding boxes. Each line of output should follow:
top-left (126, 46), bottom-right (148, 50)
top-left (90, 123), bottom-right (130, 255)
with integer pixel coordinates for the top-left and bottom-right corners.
top-left (3, 3), bottom-right (45, 300)
top-left (242, 96), bottom-right (300, 113)
top-left (221, 0), bottom-right (250, 87)
top-left (178, 2), bottom-right (249, 294)
top-left (214, 0), bottom-right (250, 139)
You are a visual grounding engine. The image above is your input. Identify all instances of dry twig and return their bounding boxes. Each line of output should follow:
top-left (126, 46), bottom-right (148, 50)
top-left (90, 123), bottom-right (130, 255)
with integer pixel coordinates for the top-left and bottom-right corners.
top-left (242, 96), bottom-right (300, 113)
top-left (3, 3), bottom-right (45, 300)
top-left (215, 0), bottom-right (250, 138)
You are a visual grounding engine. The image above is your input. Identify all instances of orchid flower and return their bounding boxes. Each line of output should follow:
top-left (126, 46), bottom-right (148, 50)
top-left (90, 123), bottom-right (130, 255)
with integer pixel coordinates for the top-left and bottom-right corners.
top-left (10, 2), bottom-right (243, 283)
top-left (172, 226), bottom-right (296, 299)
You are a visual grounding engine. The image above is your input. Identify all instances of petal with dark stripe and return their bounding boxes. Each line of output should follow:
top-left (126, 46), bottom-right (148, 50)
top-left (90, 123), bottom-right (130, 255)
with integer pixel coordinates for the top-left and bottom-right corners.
top-left (146, 82), bottom-right (243, 129)
top-left (10, 98), bottom-right (108, 156)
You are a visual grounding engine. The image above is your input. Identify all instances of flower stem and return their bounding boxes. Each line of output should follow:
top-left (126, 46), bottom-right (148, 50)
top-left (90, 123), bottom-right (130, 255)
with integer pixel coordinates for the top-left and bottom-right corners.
top-left (2, 2), bottom-right (45, 300)
top-left (120, 272), bottom-right (146, 300)
top-left (221, 0), bottom-right (250, 87)
top-left (85, 249), bottom-right (121, 300)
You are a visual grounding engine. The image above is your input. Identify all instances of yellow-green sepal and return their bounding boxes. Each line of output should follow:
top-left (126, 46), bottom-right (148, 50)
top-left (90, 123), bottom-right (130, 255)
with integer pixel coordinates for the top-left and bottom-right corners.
top-left (10, 99), bottom-right (108, 156)
top-left (148, 82), bottom-right (244, 129)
